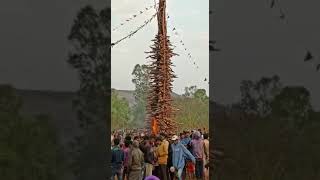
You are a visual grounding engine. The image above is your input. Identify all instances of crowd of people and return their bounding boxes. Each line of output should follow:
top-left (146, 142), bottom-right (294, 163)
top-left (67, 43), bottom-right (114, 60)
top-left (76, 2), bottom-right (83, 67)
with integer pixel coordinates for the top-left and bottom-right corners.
top-left (111, 128), bottom-right (209, 180)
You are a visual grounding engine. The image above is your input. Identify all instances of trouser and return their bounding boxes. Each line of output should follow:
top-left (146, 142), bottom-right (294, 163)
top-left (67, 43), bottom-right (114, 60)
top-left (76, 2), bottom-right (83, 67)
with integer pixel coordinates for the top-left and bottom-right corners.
top-left (177, 168), bottom-right (184, 180)
top-left (141, 163), bottom-right (146, 178)
top-left (122, 166), bottom-right (129, 180)
top-left (195, 159), bottom-right (204, 179)
top-left (169, 170), bottom-right (175, 180)
top-left (145, 163), bottom-right (153, 177)
top-left (158, 164), bottom-right (168, 180)
top-left (153, 165), bottom-right (159, 177)
top-left (129, 170), bottom-right (141, 180)
top-left (111, 167), bottom-right (123, 180)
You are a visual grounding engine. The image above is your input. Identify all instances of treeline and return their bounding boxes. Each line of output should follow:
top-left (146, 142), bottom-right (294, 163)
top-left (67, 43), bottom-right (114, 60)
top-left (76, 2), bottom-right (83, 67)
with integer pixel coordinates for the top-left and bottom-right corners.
top-left (0, 85), bottom-right (65, 180)
top-left (213, 75), bottom-right (320, 180)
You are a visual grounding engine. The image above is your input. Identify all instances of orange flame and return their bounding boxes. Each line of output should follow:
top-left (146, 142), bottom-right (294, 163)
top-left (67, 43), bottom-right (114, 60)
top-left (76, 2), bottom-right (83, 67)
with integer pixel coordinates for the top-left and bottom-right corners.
top-left (151, 118), bottom-right (159, 135)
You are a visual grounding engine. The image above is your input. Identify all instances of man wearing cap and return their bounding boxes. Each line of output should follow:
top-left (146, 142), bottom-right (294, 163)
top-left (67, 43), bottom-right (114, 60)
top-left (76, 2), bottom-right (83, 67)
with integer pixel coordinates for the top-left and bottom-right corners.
top-left (171, 135), bottom-right (196, 180)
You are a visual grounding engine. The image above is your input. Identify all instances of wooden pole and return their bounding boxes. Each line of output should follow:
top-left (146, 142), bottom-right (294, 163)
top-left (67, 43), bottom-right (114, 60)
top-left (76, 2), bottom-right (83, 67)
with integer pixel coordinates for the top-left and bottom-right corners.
top-left (146, 0), bottom-right (177, 134)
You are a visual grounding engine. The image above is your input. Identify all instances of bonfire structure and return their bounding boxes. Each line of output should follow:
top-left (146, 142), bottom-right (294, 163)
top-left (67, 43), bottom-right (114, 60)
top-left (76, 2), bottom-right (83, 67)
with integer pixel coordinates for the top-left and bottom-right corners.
top-left (145, 0), bottom-right (178, 134)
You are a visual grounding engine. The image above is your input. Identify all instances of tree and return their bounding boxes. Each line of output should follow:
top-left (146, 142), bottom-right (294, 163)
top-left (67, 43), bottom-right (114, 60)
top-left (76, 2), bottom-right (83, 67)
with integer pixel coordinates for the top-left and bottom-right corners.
top-left (240, 75), bottom-right (282, 117)
top-left (271, 86), bottom-right (312, 129)
top-left (183, 86), bottom-right (208, 102)
top-left (174, 87), bottom-right (209, 129)
top-left (0, 85), bottom-right (65, 180)
top-left (194, 89), bottom-right (209, 102)
top-left (173, 97), bottom-right (209, 130)
top-left (183, 85), bottom-right (198, 97)
top-left (111, 90), bottom-right (131, 129)
top-left (0, 84), bottom-right (22, 114)
top-left (67, 5), bottom-right (110, 179)
top-left (131, 64), bottom-right (150, 127)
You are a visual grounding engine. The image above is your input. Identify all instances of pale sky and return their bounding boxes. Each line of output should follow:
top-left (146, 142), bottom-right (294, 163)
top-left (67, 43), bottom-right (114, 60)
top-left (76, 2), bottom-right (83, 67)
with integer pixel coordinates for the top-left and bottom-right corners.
top-left (111, 0), bottom-right (209, 95)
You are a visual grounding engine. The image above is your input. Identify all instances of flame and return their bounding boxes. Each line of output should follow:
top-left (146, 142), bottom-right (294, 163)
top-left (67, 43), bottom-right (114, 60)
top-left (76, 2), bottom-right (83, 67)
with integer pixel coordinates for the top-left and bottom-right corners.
top-left (151, 118), bottom-right (159, 135)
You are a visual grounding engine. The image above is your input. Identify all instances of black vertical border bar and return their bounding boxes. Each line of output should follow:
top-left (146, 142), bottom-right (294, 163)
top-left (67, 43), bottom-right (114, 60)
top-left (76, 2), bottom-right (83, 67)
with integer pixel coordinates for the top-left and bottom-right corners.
top-left (106, 0), bottom-right (112, 178)
top-left (209, 0), bottom-right (215, 173)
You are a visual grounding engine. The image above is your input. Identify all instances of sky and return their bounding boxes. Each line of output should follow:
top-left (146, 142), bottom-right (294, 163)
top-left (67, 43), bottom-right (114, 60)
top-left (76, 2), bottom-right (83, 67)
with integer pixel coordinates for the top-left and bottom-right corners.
top-left (111, 0), bottom-right (209, 95)
top-left (0, 0), bottom-right (106, 92)
top-left (212, 0), bottom-right (320, 110)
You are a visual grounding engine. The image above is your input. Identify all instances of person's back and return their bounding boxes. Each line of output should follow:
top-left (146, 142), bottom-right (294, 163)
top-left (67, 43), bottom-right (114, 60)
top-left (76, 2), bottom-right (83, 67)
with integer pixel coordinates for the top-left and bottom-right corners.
top-left (191, 131), bottom-right (205, 179)
top-left (122, 140), bottom-right (131, 180)
top-left (203, 133), bottom-right (210, 180)
top-left (128, 140), bottom-right (144, 180)
top-left (111, 138), bottom-right (124, 180)
top-left (130, 147), bottom-right (144, 170)
top-left (142, 137), bottom-right (155, 177)
top-left (191, 136), bottom-right (204, 159)
top-left (203, 136), bottom-right (209, 160)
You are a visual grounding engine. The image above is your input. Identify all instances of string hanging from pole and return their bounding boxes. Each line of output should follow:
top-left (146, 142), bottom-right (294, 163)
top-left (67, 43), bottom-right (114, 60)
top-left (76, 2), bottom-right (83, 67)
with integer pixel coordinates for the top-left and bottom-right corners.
top-left (112, 3), bottom-right (159, 32)
top-left (166, 13), bottom-right (199, 69)
top-left (111, 12), bottom-right (158, 48)
top-left (167, 13), bottom-right (209, 83)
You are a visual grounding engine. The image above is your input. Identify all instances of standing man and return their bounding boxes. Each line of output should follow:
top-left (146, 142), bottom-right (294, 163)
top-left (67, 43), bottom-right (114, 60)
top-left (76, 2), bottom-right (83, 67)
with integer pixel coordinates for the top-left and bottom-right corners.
top-left (156, 135), bottom-right (169, 180)
top-left (128, 140), bottom-right (144, 180)
top-left (203, 133), bottom-right (210, 180)
top-left (111, 138), bottom-right (124, 180)
top-left (140, 136), bottom-right (155, 177)
top-left (171, 135), bottom-right (195, 180)
top-left (191, 131), bottom-right (205, 180)
top-left (122, 140), bottom-right (131, 180)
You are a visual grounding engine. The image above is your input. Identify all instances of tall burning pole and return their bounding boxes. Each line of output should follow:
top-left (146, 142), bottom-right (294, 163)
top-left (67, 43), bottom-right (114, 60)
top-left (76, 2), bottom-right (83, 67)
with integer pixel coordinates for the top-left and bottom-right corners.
top-left (146, 0), bottom-right (177, 134)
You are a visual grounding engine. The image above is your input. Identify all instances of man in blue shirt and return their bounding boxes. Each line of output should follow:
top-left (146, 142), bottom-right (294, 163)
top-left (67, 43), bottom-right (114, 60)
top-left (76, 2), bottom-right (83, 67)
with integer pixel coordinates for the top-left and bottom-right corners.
top-left (180, 131), bottom-right (191, 147)
top-left (111, 138), bottom-right (124, 180)
top-left (171, 135), bottom-right (195, 180)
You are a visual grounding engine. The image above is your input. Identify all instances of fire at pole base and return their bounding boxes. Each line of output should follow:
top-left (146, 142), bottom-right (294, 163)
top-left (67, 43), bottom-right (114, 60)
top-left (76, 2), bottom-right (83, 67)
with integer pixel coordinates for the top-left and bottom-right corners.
top-left (145, 0), bottom-right (178, 135)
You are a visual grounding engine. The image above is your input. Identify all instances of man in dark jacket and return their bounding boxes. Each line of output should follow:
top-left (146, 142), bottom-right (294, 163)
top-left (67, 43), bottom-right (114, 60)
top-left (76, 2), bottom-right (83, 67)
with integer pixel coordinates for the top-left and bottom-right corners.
top-left (140, 136), bottom-right (155, 177)
top-left (111, 138), bottom-right (124, 180)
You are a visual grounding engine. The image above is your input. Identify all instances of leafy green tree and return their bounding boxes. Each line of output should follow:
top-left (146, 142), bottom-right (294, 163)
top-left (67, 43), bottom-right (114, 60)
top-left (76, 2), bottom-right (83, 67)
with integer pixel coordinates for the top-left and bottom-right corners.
top-left (174, 87), bottom-right (209, 130)
top-left (0, 85), bottom-right (65, 180)
top-left (111, 90), bottom-right (131, 129)
top-left (240, 75), bottom-right (282, 117)
top-left (194, 88), bottom-right (209, 102)
top-left (67, 4), bottom-right (110, 179)
top-left (173, 97), bottom-right (209, 130)
top-left (131, 64), bottom-right (150, 126)
top-left (271, 86), bottom-right (312, 129)
top-left (183, 85), bottom-right (197, 97)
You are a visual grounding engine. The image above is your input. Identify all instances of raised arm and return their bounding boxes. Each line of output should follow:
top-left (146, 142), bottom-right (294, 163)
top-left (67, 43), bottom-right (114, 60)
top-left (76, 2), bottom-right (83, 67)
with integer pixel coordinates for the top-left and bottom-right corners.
top-left (182, 144), bottom-right (195, 163)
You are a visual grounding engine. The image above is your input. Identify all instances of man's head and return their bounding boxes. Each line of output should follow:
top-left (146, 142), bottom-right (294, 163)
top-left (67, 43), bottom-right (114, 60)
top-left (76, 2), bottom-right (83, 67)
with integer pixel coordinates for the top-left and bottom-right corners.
top-left (143, 135), bottom-right (150, 144)
top-left (203, 133), bottom-right (209, 140)
top-left (160, 132), bottom-right (166, 139)
top-left (124, 140), bottom-right (131, 148)
top-left (150, 135), bottom-right (156, 143)
top-left (125, 135), bottom-right (132, 141)
top-left (156, 136), bottom-right (162, 145)
top-left (185, 131), bottom-right (190, 137)
top-left (180, 133), bottom-right (185, 139)
top-left (171, 135), bottom-right (179, 144)
top-left (113, 138), bottom-right (120, 146)
top-left (134, 136), bottom-right (139, 141)
top-left (133, 140), bottom-right (139, 148)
